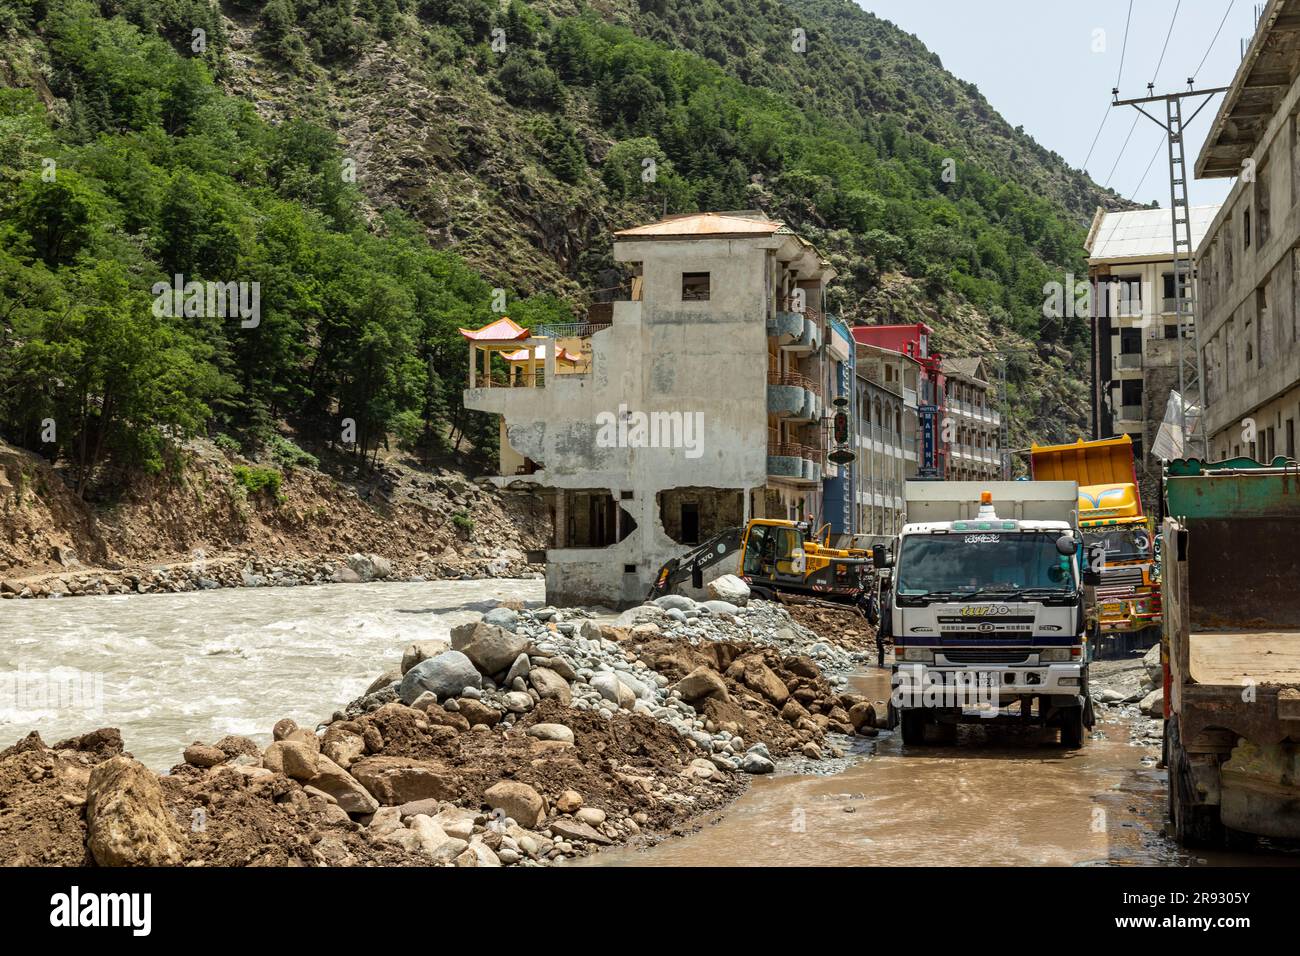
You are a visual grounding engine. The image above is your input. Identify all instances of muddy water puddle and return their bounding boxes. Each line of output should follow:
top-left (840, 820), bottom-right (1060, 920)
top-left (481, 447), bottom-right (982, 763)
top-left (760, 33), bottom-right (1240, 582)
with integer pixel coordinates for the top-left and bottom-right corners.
top-left (589, 669), bottom-right (1195, 867)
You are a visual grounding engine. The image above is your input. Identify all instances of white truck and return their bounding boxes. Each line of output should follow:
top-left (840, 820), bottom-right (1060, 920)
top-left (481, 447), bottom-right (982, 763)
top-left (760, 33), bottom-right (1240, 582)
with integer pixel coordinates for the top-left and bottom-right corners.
top-left (877, 481), bottom-right (1093, 747)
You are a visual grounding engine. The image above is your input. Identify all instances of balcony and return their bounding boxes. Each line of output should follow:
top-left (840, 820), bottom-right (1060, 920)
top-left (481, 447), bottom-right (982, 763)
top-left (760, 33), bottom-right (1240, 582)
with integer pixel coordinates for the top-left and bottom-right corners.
top-left (767, 441), bottom-right (823, 485)
top-left (1117, 404), bottom-right (1143, 422)
top-left (767, 370), bottom-right (821, 421)
top-left (1115, 352), bottom-right (1143, 370)
top-left (771, 304), bottom-right (824, 354)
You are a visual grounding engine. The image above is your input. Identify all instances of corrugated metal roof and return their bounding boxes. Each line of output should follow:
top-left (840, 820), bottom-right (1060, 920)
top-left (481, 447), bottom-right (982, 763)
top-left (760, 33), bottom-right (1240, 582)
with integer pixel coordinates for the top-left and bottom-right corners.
top-left (614, 212), bottom-right (784, 239)
top-left (1086, 205), bottom-right (1221, 262)
top-left (942, 356), bottom-right (986, 380)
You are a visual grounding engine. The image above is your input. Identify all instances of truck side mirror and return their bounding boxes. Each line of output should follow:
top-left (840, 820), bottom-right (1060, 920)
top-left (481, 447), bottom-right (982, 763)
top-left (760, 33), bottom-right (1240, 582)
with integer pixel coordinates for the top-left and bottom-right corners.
top-left (872, 545), bottom-right (889, 568)
top-left (1082, 568), bottom-right (1101, 587)
top-left (1055, 534), bottom-right (1076, 557)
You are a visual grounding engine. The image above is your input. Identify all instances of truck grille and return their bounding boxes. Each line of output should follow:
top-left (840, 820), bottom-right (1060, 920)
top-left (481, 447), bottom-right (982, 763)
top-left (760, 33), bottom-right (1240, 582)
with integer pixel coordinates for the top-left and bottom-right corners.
top-left (1100, 566), bottom-right (1145, 588)
top-left (939, 649), bottom-right (1032, 665)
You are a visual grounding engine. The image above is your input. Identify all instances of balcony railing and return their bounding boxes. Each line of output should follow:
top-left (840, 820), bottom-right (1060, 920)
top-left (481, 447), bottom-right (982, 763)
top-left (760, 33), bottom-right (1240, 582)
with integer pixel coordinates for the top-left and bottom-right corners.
top-left (768, 441), bottom-right (824, 463)
top-left (535, 321), bottom-right (612, 340)
top-left (767, 370), bottom-right (821, 394)
top-left (1116, 352), bottom-right (1143, 369)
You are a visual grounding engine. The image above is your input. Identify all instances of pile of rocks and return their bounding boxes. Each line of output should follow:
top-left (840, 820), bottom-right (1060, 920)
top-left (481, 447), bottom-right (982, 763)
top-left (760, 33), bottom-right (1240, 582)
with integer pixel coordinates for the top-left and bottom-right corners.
top-left (346, 595), bottom-right (880, 771)
top-left (1089, 646), bottom-right (1164, 745)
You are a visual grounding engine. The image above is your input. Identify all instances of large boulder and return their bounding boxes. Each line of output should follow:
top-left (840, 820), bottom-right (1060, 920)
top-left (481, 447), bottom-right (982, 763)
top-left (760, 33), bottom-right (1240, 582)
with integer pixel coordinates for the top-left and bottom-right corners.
top-left (590, 672), bottom-right (635, 710)
top-left (345, 553), bottom-right (377, 582)
top-left (1142, 643), bottom-right (1163, 683)
top-left (528, 667), bottom-right (572, 706)
top-left (652, 594), bottom-right (695, 612)
top-left (482, 606), bottom-right (520, 632)
top-left (350, 756), bottom-right (458, 805)
top-left (400, 650), bottom-right (481, 704)
top-left (674, 666), bottom-right (729, 704)
top-left (457, 698), bottom-right (503, 727)
top-left (401, 640), bottom-right (450, 675)
top-left (263, 740), bottom-right (320, 780)
top-left (451, 621), bottom-right (530, 677)
top-left (484, 780), bottom-right (546, 828)
top-left (738, 659), bottom-right (790, 707)
top-left (707, 574), bottom-right (751, 606)
top-left (1139, 687), bottom-right (1164, 717)
top-left (305, 756), bottom-right (380, 815)
top-left (85, 756), bottom-right (185, 866)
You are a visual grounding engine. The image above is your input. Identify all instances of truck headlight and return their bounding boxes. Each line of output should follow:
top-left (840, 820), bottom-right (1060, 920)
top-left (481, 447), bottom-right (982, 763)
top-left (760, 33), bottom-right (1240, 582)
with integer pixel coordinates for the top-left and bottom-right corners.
top-left (901, 648), bottom-right (933, 663)
top-left (1039, 648), bottom-right (1071, 662)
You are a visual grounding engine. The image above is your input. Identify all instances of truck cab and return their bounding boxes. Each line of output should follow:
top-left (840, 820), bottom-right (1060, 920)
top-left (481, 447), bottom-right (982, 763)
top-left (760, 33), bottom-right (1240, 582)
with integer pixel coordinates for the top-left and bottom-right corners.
top-left (887, 481), bottom-right (1092, 747)
top-left (1030, 435), bottom-right (1161, 656)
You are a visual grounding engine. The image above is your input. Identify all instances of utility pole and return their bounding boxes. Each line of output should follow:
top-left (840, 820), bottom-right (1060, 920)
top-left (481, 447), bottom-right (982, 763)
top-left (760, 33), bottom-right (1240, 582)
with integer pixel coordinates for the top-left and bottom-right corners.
top-left (1111, 82), bottom-right (1228, 460)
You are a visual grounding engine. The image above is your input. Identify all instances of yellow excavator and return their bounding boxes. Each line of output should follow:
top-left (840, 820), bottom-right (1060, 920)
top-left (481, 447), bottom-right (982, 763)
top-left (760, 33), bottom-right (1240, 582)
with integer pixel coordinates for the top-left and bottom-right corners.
top-left (648, 518), bottom-right (877, 618)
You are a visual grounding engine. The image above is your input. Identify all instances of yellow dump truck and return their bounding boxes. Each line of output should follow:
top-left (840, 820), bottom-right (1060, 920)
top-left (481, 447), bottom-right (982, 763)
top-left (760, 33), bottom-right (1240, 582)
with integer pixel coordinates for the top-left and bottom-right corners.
top-left (1030, 435), bottom-right (1160, 656)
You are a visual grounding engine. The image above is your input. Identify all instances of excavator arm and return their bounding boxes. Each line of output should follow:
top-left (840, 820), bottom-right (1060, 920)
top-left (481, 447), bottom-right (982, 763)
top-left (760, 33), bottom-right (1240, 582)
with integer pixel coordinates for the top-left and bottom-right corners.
top-left (648, 526), bottom-right (745, 599)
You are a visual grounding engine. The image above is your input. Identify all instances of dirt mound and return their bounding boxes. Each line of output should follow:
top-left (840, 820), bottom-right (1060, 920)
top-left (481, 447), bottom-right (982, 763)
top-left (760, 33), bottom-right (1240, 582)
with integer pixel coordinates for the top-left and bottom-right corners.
top-left (637, 636), bottom-right (872, 754)
top-left (783, 602), bottom-right (881, 656)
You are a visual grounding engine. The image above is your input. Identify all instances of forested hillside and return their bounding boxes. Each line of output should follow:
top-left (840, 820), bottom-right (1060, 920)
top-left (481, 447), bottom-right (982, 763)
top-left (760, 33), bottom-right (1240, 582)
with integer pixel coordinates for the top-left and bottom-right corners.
top-left (0, 0), bottom-right (1129, 492)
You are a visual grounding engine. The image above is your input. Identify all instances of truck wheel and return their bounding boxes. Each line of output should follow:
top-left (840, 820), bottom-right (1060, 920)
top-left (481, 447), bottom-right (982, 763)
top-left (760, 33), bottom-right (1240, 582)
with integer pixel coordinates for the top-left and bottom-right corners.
top-left (1059, 706), bottom-right (1086, 748)
top-left (1165, 717), bottom-right (1225, 847)
top-left (900, 710), bottom-right (930, 746)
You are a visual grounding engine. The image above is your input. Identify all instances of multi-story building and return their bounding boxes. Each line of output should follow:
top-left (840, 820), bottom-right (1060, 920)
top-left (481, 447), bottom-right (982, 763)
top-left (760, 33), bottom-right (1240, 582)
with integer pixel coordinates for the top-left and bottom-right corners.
top-left (1193, 0), bottom-right (1300, 464)
top-left (1085, 204), bottom-right (1220, 487)
top-left (851, 323), bottom-right (947, 478)
top-left (940, 357), bottom-right (1002, 480)
top-left (462, 211), bottom-right (836, 607)
top-left (852, 342), bottom-right (921, 541)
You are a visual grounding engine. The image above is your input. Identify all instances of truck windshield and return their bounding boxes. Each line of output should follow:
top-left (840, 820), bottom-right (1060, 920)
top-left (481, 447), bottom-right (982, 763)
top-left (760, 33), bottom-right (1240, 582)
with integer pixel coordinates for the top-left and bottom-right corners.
top-left (1084, 527), bottom-right (1151, 562)
top-left (895, 532), bottom-right (1074, 596)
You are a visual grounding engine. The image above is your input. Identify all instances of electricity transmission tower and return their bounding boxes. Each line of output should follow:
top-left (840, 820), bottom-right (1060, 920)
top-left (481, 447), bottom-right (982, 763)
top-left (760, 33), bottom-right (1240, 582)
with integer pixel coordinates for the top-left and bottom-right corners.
top-left (1111, 83), bottom-right (1227, 460)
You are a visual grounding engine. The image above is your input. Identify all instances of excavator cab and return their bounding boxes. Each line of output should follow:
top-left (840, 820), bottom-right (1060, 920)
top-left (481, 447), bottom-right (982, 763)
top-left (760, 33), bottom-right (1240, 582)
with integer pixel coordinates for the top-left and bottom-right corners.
top-left (740, 521), bottom-right (808, 594)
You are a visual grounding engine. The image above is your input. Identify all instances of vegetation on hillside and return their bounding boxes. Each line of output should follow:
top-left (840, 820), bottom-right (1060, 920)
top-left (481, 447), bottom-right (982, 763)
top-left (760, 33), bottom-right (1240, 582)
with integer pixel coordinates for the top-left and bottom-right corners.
top-left (0, 0), bottom-right (1126, 490)
top-left (0, 0), bottom-right (572, 493)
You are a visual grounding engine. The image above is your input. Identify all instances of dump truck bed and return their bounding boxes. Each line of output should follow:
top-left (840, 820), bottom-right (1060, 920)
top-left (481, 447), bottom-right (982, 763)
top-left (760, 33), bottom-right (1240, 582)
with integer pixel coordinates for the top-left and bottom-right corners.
top-left (1188, 629), bottom-right (1300, 687)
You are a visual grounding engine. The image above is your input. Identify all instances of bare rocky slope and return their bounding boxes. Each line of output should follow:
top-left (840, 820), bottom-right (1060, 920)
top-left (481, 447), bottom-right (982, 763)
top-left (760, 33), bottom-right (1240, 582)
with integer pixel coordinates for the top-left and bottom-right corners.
top-left (0, 437), bottom-right (551, 596)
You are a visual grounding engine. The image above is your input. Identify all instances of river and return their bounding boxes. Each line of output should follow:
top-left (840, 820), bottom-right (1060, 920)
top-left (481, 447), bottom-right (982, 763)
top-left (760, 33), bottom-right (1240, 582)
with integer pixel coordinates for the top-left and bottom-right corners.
top-left (0, 579), bottom-right (544, 769)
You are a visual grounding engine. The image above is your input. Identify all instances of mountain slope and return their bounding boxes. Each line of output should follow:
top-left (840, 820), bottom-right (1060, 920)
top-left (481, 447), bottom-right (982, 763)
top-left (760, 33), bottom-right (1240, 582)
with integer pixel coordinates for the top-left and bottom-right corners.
top-left (1, 0), bottom-right (1127, 485)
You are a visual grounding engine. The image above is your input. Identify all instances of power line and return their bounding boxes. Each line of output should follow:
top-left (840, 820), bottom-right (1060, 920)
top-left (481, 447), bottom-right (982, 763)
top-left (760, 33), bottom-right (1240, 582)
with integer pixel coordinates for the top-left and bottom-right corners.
top-left (1082, 109), bottom-right (1109, 173)
top-left (1115, 0), bottom-right (1134, 88)
top-left (1086, 1), bottom-right (1135, 174)
top-left (1192, 0), bottom-right (1236, 82)
top-left (1130, 134), bottom-right (1165, 199)
top-left (1150, 0), bottom-right (1183, 86)
top-left (1105, 112), bottom-right (1139, 188)
top-left (1130, 0), bottom-right (1236, 201)
top-left (1104, 0), bottom-right (1181, 190)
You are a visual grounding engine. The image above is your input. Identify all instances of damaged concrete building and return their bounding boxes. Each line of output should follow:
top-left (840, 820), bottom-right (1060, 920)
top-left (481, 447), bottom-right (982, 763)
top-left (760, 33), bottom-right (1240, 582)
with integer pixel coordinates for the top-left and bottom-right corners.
top-left (463, 212), bottom-right (836, 607)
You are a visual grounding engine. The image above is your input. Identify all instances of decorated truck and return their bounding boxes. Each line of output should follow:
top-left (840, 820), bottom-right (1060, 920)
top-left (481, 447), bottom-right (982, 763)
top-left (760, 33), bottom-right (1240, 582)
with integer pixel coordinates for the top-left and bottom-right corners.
top-left (1162, 457), bottom-right (1300, 846)
top-left (1030, 435), bottom-right (1160, 656)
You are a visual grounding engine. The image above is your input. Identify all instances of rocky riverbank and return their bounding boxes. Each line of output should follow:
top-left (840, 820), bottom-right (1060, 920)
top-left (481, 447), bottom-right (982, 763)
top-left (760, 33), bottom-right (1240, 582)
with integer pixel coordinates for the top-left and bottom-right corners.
top-left (0, 583), bottom-right (885, 867)
top-left (0, 437), bottom-right (550, 601)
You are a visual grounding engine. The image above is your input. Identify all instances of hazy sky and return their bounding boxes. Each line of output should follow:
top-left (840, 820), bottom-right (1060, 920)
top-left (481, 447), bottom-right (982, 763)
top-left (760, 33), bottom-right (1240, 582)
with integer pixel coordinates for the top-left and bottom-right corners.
top-left (857, 0), bottom-right (1257, 210)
